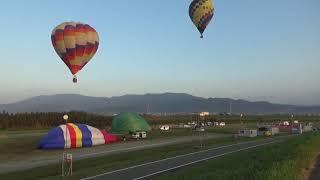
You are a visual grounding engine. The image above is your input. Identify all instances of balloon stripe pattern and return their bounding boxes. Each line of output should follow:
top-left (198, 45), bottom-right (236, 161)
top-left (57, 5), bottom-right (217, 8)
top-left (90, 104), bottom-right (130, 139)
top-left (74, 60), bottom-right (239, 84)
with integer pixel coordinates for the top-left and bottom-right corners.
top-left (51, 22), bottom-right (99, 75)
top-left (38, 123), bottom-right (118, 149)
top-left (189, 0), bottom-right (214, 36)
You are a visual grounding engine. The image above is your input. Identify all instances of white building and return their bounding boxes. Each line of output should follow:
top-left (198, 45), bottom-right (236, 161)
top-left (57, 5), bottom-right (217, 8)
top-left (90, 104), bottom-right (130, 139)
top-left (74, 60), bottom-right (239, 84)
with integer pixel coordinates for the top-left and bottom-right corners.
top-left (160, 125), bottom-right (170, 131)
top-left (238, 129), bottom-right (257, 137)
top-left (200, 112), bottom-right (210, 117)
top-left (303, 123), bottom-right (313, 132)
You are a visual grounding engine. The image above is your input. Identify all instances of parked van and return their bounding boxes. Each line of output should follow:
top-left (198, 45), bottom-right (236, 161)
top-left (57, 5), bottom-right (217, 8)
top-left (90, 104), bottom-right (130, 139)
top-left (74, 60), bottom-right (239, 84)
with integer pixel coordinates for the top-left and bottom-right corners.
top-left (131, 131), bottom-right (147, 139)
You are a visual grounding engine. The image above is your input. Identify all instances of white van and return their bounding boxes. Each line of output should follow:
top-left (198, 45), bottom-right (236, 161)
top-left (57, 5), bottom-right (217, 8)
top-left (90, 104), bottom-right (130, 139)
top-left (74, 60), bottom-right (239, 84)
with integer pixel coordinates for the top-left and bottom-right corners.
top-left (131, 131), bottom-right (147, 139)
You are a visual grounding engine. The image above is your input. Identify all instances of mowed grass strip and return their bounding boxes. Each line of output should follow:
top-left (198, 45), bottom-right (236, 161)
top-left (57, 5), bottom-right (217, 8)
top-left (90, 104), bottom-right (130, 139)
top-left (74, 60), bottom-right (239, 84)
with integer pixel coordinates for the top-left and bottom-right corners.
top-left (0, 134), bottom-right (44, 161)
top-left (154, 132), bottom-right (320, 180)
top-left (0, 135), bottom-right (265, 180)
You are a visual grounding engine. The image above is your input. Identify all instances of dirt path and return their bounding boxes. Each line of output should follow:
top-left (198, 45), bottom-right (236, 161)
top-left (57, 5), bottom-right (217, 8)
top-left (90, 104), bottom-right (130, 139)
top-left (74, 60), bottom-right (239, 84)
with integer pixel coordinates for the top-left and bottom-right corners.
top-left (308, 155), bottom-right (320, 180)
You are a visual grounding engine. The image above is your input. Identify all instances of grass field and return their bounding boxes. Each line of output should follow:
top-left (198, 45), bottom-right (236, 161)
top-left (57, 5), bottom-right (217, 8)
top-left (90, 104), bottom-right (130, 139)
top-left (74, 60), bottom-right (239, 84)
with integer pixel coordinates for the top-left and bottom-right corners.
top-left (0, 128), bottom-right (205, 159)
top-left (154, 132), bottom-right (320, 180)
top-left (143, 128), bottom-right (193, 139)
top-left (0, 135), bottom-right (269, 180)
top-left (0, 132), bottom-right (44, 161)
top-left (0, 124), bottom-right (299, 180)
top-left (0, 125), bottom-right (240, 162)
top-left (205, 123), bottom-right (257, 134)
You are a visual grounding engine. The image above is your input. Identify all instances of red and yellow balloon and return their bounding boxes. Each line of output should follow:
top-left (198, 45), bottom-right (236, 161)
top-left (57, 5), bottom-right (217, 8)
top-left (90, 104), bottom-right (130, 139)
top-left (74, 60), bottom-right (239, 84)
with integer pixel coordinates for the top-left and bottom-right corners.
top-left (51, 22), bottom-right (99, 83)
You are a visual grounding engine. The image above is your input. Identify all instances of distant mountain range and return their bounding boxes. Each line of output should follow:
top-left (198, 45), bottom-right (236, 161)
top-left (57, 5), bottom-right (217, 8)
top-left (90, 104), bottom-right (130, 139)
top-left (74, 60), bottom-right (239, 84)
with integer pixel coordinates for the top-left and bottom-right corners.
top-left (0, 93), bottom-right (319, 115)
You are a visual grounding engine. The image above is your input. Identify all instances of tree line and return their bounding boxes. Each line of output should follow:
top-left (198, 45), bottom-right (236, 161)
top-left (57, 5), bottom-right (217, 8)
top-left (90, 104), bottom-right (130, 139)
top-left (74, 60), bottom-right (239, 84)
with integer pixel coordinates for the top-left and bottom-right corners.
top-left (0, 111), bottom-right (318, 130)
top-left (0, 111), bottom-right (113, 130)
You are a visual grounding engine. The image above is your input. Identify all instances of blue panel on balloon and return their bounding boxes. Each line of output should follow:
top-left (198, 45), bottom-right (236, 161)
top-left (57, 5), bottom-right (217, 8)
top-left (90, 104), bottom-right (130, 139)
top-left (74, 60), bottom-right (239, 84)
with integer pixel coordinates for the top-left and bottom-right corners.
top-left (37, 127), bottom-right (65, 149)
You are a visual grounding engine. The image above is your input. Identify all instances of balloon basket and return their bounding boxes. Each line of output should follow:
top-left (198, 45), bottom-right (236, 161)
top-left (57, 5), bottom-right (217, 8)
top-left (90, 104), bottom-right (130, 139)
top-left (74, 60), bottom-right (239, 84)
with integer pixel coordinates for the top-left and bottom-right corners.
top-left (72, 76), bottom-right (77, 83)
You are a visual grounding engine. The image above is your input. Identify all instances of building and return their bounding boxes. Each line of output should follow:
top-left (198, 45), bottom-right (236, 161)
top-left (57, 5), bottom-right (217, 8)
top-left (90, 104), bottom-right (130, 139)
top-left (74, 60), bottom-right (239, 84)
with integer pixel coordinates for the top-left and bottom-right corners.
top-left (257, 125), bottom-right (279, 136)
top-left (238, 129), bottom-right (257, 137)
top-left (200, 112), bottom-right (210, 117)
top-left (303, 123), bottom-right (313, 132)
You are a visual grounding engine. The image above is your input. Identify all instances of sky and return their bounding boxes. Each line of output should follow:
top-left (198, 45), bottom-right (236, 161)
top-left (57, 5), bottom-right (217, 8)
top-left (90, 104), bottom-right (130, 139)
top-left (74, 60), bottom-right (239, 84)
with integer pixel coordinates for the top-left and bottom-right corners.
top-left (0, 0), bottom-right (319, 105)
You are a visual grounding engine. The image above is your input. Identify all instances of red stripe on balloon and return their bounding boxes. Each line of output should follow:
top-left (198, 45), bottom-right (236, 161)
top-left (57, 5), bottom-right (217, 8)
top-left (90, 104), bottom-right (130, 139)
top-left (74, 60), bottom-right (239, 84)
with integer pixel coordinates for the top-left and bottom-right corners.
top-left (83, 24), bottom-right (91, 33)
top-left (85, 43), bottom-right (94, 55)
top-left (67, 124), bottom-right (77, 148)
top-left (54, 30), bottom-right (64, 41)
top-left (69, 65), bottom-right (83, 75)
top-left (99, 130), bottom-right (108, 144)
top-left (64, 25), bottom-right (75, 36)
top-left (76, 24), bottom-right (85, 33)
top-left (66, 48), bottom-right (76, 61)
top-left (76, 45), bottom-right (86, 57)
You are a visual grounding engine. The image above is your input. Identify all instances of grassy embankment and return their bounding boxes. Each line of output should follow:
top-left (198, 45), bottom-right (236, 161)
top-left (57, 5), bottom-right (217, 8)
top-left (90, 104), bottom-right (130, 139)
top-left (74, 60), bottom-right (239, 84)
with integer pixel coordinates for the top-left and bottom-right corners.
top-left (155, 132), bottom-right (320, 180)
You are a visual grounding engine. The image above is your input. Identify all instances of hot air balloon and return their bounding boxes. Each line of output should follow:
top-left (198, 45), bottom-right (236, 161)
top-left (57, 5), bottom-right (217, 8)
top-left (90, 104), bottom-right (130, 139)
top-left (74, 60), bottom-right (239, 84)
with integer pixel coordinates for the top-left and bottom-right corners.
top-left (51, 22), bottom-right (99, 83)
top-left (189, 0), bottom-right (214, 38)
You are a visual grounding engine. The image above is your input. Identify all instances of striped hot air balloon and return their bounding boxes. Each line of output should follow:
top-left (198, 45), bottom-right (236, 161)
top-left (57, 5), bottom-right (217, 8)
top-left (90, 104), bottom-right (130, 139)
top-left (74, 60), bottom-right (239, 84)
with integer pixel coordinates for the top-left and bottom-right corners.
top-left (51, 22), bottom-right (99, 83)
top-left (189, 0), bottom-right (214, 38)
top-left (38, 123), bottom-right (118, 149)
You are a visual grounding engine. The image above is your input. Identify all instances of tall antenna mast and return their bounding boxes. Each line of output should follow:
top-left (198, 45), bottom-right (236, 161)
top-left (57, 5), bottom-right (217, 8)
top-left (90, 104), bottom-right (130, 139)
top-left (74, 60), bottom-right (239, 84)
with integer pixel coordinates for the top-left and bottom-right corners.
top-left (146, 103), bottom-right (150, 114)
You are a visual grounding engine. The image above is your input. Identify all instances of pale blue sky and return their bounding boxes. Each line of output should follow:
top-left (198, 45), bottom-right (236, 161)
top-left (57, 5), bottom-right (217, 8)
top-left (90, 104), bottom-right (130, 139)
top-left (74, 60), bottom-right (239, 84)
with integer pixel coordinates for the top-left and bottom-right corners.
top-left (0, 0), bottom-right (319, 105)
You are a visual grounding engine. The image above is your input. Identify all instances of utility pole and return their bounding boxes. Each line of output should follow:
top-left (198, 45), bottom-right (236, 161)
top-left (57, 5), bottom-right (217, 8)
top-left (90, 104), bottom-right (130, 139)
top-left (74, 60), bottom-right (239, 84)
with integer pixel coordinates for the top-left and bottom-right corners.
top-left (62, 114), bottom-right (72, 177)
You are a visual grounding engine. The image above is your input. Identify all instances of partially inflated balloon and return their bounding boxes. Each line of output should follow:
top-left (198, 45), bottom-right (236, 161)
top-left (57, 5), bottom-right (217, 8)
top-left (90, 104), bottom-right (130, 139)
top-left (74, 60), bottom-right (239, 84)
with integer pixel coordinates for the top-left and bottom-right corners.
top-left (189, 0), bottom-right (214, 38)
top-left (51, 22), bottom-right (99, 83)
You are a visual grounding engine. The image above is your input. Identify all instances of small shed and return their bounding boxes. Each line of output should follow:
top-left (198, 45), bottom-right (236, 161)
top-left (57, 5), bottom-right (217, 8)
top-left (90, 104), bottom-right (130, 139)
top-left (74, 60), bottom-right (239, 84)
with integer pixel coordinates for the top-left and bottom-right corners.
top-left (238, 129), bottom-right (257, 137)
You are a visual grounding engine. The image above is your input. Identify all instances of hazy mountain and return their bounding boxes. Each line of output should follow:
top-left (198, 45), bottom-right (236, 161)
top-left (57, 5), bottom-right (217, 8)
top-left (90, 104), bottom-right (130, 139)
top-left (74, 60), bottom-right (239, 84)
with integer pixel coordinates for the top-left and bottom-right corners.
top-left (0, 93), bottom-right (319, 114)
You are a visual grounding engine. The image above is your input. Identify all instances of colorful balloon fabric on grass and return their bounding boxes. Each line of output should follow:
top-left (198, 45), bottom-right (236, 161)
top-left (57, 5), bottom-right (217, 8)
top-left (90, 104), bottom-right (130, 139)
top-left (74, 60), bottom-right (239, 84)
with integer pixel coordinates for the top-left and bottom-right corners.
top-left (38, 123), bottom-right (117, 149)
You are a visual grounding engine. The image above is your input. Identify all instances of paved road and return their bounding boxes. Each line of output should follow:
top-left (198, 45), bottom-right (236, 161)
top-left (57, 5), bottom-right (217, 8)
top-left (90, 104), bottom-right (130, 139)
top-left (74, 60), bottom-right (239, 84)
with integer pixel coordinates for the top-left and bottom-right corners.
top-left (0, 133), bottom-right (229, 173)
top-left (82, 135), bottom-right (295, 180)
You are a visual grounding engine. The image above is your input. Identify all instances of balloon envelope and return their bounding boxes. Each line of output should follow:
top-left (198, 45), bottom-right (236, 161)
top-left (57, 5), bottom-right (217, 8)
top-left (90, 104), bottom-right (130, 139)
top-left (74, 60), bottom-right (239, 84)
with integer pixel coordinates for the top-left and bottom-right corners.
top-left (189, 0), bottom-right (214, 38)
top-left (51, 22), bottom-right (99, 75)
top-left (38, 123), bottom-right (118, 149)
